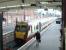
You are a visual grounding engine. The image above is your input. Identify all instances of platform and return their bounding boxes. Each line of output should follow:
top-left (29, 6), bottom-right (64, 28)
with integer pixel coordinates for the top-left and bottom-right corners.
top-left (18, 21), bottom-right (61, 50)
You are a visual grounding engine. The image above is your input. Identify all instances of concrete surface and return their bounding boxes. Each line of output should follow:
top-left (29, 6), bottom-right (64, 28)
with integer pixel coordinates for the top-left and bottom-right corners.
top-left (26, 22), bottom-right (61, 50)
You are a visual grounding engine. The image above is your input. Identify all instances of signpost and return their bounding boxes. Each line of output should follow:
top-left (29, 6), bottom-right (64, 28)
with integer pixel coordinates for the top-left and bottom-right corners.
top-left (0, 12), bottom-right (3, 50)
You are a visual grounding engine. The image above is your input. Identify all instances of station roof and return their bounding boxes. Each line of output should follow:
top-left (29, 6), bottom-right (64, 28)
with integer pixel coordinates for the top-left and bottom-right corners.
top-left (0, 0), bottom-right (62, 11)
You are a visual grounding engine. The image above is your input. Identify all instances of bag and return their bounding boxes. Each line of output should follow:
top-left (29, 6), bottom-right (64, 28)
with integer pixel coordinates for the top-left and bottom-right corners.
top-left (37, 39), bottom-right (41, 43)
top-left (39, 39), bottom-right (41, 43)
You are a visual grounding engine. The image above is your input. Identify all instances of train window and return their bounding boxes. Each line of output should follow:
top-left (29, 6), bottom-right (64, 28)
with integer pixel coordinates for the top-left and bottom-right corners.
top-left (20, 28), bottom-right (26, 32)
top-left (16, 25), bottom-right (20, 31)
top-left (19, 25), bottom-right (27, 32)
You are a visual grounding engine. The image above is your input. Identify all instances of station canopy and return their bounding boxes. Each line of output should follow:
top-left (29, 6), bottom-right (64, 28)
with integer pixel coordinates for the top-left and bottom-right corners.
top-left (0, 0), bottom-right (62, 11)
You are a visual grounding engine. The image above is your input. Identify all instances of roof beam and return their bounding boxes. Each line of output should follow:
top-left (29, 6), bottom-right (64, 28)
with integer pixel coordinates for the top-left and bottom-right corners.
top-left (0, 0), bottom-right (15, 3)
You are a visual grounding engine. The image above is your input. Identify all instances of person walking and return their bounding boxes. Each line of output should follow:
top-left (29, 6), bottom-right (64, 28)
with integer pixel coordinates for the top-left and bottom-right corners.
top-left (35, 31), bottom-right (41, 46)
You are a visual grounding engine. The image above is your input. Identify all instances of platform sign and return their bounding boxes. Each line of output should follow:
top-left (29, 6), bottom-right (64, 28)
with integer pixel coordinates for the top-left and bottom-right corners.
top-left (0, 12), bottom-right (3, 50)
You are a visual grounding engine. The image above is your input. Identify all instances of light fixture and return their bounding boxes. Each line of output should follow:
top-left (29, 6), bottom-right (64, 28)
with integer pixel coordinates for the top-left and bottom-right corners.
top-left (40, 2), bottom-right (50, 4)
top-left (0, 7), bottom-right (6, 9)
top-left (0, 4), bottom-right (30, 9)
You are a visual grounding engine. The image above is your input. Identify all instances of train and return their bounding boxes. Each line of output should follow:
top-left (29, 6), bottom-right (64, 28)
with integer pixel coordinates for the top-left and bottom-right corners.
top-left (14, 21), bottom-right (30, 45)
